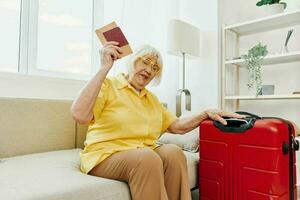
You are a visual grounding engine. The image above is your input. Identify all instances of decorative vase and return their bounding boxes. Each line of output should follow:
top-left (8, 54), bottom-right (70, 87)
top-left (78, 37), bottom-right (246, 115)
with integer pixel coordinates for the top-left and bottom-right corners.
top-left (259, 85), bottom-right (275, 95)
top-left (264, 4), bottom-right (285, 15)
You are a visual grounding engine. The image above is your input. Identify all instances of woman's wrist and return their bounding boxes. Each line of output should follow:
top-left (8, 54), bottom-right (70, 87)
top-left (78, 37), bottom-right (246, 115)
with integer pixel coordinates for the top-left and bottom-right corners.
top-left (205, 109), bottom-right (221, 115)
top-left (99, 64), bottom-right (111, 73)
top-left (198, 111), bottom-right (209, 122)
top-left (203, 111), bottom-right (209, 118)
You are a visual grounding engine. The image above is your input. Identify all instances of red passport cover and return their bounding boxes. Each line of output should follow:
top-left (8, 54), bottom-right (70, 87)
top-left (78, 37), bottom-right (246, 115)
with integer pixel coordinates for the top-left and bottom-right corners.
top-left (95, 21), bottom-right (132, 58)
top-left (103, 27), bottom-right (129, 47)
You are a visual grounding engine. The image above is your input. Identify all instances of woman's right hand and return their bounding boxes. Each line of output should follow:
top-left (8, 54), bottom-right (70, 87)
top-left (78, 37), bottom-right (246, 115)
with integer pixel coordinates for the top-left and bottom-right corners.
top-left (100, 41), bottom-right (122, 70)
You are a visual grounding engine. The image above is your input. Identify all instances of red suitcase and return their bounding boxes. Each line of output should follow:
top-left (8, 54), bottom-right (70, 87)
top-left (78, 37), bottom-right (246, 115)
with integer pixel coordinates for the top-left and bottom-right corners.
top-left (199, 112), bottom-right (299, 200)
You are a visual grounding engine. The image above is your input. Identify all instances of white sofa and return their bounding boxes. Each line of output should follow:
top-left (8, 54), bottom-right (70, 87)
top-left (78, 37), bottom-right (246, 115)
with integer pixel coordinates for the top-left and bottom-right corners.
top-left (0, 97), bottom-right (199, 200)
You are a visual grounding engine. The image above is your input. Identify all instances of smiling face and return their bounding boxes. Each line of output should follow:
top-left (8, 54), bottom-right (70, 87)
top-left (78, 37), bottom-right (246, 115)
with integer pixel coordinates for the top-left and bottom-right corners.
top-left (128, 55), bottom-right (161, 91)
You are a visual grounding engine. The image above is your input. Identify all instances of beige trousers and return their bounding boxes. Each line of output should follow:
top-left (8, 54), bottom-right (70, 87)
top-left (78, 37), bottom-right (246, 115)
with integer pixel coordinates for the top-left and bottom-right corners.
top-left (89, 144), bottom-right (191, 200)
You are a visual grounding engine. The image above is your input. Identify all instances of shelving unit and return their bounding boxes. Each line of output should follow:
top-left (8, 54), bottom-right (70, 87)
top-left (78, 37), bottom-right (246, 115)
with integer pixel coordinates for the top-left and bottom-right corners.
top-left (225, 9), bottom-right (300, 36)
top-left (221, 9), bottom-right (300, 110)
top-left (225, 51), bottom-right (300, 67)
top-left (224, 94), bottom-right (300, 100)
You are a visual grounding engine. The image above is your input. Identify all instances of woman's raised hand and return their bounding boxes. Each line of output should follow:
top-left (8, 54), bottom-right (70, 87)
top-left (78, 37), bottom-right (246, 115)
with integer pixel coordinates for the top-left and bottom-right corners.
top-left (100, 41), bottom-right (122, 70)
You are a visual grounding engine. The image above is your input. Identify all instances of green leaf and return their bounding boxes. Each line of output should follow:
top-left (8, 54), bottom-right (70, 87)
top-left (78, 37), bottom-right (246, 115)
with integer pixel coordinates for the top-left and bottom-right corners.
top-left (264, 0), bottom-right (273, 4)
top-left (243, 43), bottom-right (268, 95)
top-left (256, 0), bottom-right (264, 6)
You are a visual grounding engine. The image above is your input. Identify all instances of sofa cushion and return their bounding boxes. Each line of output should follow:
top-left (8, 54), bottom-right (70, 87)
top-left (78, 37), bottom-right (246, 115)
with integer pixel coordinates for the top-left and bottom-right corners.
top-left (0, 97), bottom-right (76, 158)
top-left (157, 111), bottom-right (200, 153)
top-left (157, 131), bottom-right (199, 153)
top-left (183, 150), bottom-right (199, 189)
top-left (0, 149), bottom-right (131, 200)
top-left (0, 148), bottom-right (198, 200)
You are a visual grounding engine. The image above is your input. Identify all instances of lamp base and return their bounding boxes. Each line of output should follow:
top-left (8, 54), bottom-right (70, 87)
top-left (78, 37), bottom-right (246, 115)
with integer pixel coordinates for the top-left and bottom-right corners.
top-left (176, 89), bottom-right (191, 117)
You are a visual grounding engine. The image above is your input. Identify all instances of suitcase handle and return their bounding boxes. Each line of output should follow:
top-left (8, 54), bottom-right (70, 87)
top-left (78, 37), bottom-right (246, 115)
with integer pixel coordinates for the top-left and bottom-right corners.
top-left (235, 111), bottom-right (262, 119)
top-left (213, 118), bottom-right (256, 133)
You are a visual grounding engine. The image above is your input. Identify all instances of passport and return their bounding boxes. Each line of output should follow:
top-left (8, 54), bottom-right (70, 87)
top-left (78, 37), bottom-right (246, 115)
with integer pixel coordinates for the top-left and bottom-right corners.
top-left (95, 22), bottom-right (132, 58)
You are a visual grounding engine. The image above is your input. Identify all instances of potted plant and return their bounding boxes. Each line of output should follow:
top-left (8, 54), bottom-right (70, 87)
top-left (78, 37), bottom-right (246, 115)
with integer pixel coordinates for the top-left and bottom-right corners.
top-left (241, 43), bottom-right (268, 96)
top-left (256, 0), bottom-right (287, 15)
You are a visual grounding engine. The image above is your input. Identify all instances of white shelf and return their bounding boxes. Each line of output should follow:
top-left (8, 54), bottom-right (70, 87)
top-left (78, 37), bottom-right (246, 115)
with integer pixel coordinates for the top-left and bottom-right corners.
top-left (224, 9), bottom-right (300, 36)
top-left (225, 51), bottom-right (300, 66)
top-left (222, 9), bottom-right (300, 111)
top-left (224, 94), bottom-right (300, 100)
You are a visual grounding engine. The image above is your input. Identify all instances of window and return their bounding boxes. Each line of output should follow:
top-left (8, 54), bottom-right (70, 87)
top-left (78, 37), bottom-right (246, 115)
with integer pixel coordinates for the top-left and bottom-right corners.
top-left (0, 0), bottom-right (21, 72)
top-left (34, 0), bottom-right (93, 75)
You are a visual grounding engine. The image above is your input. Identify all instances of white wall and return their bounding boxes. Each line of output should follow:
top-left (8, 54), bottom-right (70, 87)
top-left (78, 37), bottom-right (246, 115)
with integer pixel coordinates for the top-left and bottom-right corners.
top-left (179, 0), bottom-right (219, 113)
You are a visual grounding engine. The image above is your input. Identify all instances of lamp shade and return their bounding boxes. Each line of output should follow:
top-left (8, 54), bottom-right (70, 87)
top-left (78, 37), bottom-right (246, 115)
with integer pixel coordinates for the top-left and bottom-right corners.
top-left (167, 19), bottom-right (201, 58)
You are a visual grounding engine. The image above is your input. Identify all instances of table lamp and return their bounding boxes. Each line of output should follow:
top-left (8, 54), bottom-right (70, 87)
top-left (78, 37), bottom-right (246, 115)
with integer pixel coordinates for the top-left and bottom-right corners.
top-left (167, 19), bottom-right (201, 117)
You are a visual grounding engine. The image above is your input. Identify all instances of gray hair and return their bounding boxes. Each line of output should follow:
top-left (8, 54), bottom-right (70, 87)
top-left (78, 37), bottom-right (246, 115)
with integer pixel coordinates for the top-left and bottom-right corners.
top-left (127, 44), bottom-right (163, 86)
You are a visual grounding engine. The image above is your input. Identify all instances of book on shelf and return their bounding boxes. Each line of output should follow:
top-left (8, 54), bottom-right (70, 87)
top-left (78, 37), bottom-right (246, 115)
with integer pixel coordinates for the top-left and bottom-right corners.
top-left (95, 21), bottom-right (132, 58)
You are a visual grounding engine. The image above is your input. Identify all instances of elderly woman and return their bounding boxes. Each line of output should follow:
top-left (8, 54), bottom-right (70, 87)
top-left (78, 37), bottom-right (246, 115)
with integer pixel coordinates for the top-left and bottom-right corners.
top-left (71, 41), bottom-right (243, 200)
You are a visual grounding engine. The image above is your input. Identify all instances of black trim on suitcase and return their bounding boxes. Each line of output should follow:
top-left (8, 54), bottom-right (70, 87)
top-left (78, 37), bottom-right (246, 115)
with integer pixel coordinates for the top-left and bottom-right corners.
top-left (288, 123), bottom-right (295, 200)
top-left (213, 118), bottom-right (256, 133)
top-left (235, 111), bottom-right (262, 119)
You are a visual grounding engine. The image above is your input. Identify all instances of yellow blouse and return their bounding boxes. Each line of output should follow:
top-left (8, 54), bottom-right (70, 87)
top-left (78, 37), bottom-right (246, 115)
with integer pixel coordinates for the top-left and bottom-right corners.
top-left (80, 73), bottom-right (177, 174)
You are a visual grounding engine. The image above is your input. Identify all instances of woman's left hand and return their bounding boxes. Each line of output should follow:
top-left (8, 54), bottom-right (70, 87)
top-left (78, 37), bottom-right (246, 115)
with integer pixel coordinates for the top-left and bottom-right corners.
top-left (205, 109), bottom-right (245, 125)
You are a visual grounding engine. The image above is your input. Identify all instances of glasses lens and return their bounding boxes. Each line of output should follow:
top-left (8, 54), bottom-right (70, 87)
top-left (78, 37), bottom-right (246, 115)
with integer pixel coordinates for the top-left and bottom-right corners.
top-left (152, 65), bottom-right (160, 73)
top-left (143, 58), bottom-right (152, 65)
top-left (140, 57), bottom-right (160, 73)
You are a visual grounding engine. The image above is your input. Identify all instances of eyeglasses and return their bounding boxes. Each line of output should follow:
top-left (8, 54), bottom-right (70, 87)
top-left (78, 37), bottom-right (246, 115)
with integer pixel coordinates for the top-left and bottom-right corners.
top-left (138, 57), bottom-right (161, 73)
